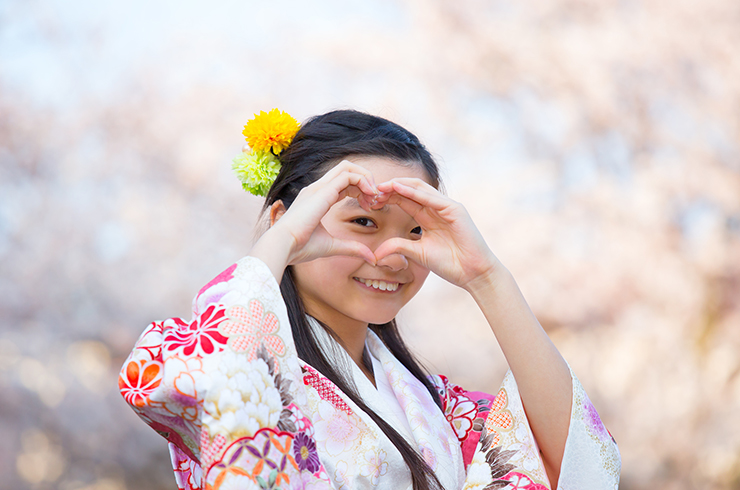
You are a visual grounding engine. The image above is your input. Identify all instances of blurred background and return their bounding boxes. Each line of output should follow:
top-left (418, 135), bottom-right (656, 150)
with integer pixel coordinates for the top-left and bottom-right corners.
top-left (1, 0), bottom-right (739, 488)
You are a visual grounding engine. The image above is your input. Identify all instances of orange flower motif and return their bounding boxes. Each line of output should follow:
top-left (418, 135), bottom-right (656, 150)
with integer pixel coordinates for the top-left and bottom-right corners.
top-left (219, 300), bottom-right (286, 366)
top-left (119, 358), bottom-right (162, 408)
top-left (241, 109), bottom-right (299, 155)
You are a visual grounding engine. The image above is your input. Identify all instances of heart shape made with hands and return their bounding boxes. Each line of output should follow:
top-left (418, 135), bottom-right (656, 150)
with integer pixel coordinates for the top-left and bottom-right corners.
top-left (275, 163), bottom-right (486, 289)
top-left (303, 168), bottom-right (492, 289)
top-left (329, 178), bottom-right (436, 266)
top-left (283, 179), bottom-right (420, 268)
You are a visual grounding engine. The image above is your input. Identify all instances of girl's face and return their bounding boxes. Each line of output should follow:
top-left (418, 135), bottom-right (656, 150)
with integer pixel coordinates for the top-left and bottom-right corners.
top-left (292, 156), bottom-right (432, 333)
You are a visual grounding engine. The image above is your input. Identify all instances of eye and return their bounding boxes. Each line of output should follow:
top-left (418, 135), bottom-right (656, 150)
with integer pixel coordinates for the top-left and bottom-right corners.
top-left (411, 226), bottom-right (422, 236)
top-left (352, 217), bottom-right (376, 228)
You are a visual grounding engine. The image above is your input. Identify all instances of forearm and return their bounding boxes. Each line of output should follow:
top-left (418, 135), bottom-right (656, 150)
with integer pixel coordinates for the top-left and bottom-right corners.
top-left (247, 226), bottom-right (295, 284)
top-left (466, 268), bottom-right (572, 486)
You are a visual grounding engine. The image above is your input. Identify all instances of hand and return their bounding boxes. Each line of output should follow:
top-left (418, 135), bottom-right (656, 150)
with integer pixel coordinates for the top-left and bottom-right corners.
top-left (373, 178), bottom-right (502, 290)
top-left (267, 160), bottom-right (388, 266)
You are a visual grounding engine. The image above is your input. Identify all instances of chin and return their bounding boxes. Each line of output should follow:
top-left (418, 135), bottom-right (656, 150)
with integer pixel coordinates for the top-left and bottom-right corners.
top-left (367, 316), bottom-right (396, 326)
top-left (356, 308), bottom-right (398, 326)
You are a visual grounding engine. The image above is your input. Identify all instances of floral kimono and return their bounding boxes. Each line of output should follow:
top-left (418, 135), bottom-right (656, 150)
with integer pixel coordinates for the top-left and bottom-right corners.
top-left (119, 257), bottom-right (621, 489)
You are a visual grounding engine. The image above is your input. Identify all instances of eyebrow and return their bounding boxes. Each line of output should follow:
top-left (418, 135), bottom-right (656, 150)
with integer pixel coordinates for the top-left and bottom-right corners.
top-left (340, 198), bottom-right (390, 213)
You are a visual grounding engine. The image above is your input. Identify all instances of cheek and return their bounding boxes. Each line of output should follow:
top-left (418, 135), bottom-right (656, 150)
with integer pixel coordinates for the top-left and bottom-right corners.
top-left (407, 265), bottom-right (430, 294)
top-left (294, 256), bottom-right (364, 287)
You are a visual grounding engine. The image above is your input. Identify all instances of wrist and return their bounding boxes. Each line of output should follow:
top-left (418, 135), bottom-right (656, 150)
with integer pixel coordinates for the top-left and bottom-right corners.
top-left (268, 223), bottom-right (301, 264)
top-left (248, 225), bottom-right (296, 283)
top-left (464, 263), bottom-right (514, 302)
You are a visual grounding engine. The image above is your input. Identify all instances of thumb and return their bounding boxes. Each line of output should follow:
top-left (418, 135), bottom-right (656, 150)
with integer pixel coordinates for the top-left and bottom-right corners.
top-left (374, 237), bottom-right (423, 265)
top-left (326, 238), bottom-right (377, 265)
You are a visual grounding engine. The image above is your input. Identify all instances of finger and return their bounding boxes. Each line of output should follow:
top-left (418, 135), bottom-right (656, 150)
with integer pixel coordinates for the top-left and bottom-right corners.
top-left (311, 163), bottom-right (375, 200)
top-left (383, 181), bottom-right (452, 211)
top-left (332, 173), bottom-right (377, 199)
top-left (382, 192), bottom-right (451, 233)
top-left (383, 193), bottom-right (425, 221)
top-left (378, 178), bottom-right (445, 203)
top-left (322, 167), bottom-right (384, 210)
top-left (336, 183), bottom-right (377, 211)
top-left (346, 191), bottom-right (377, 212)
top-left (357, 192), bottom-right (378, 212)
top-left (374, 237), bottom-right (423, 266)
top-left (366, 193), bottom-right (388, 211)
top-left (326, 238), bottom-right (377, 265)
top-left (377, 177), bottom-right (438, 194)
top-left (323, 160), bottom-right (378, 192)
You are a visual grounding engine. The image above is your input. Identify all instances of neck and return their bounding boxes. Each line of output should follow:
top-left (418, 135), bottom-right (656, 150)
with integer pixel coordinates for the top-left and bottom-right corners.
top-left (319, 315), bottom-right (369, 371)
top-left (300, 298), bottom-right (368, 360)
top-left (301, 303), bottom-right (374, 384)
top-left (338, 329), bottom-right (374, 388)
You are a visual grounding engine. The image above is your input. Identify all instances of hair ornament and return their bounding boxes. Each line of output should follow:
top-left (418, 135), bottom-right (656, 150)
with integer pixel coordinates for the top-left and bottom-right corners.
top-left (232, 109), bottom-right (299, 197)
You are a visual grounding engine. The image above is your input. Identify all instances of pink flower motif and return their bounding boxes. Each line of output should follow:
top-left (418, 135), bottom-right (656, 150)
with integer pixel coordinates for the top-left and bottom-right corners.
top-left (314, 400), bottom-right (362, 456)
top-left (444, 393), bottom-right (478, 440)
top-left (504, 471), bottom-right (549, 489)
top-left (418, 439), bottom-right (438, 470)
top-left (506, 472), bottom-right (531, 489)
top-left (171, 444), bottom-right (202, 490)
top-left (198, 263), bottom-right (237, 297)
top-left (584, 397), bottom-right (609, 441)
top-left (193, 263), bottom-right (237, 315)
top-left (163, 305), bottom-right (229, 358)
top-left (360, 449), bottom-right (389, 485)
top-left (200, 429), bottom-right (227, 470)
top-left (219, 300), bottom-right (286, 364)
top-left (134, 321), bottom-right (164, 360)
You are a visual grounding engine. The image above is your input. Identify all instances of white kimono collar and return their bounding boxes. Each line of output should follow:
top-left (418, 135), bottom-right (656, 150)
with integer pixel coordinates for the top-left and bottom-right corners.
top-left (306, 317), bottom-right (466, 489)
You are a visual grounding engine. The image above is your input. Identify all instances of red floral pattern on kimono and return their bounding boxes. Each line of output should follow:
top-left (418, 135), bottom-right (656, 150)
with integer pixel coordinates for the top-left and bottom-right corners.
top-left (163, 305), bottom-right (229, 358)
top-left (119, 257), bottom-right (621, 489)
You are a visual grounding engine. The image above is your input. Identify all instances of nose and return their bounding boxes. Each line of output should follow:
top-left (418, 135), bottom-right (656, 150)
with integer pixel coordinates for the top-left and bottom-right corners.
top-left (376, 253), bottom-right (408, 272)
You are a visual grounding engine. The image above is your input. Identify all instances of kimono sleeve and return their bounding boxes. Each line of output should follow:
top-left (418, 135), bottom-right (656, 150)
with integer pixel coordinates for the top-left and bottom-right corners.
top-left (431, 369), bottom-right (620, 490)
top-left (118, 256), bottom-right (335, 490)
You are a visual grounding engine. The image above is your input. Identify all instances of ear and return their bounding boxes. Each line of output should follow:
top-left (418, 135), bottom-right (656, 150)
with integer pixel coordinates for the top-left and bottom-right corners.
top-left (269, 200), bottom-right (287, 227)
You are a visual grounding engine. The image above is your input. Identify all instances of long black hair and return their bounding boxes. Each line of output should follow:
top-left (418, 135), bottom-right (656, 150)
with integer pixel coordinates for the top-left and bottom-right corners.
top-left (263, 110), bottom-right (444, 490)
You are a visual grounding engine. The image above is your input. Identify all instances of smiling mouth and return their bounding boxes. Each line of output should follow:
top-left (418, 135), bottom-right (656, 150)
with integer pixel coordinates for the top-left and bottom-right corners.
top-left (353, 277), bottom-right (401, 292)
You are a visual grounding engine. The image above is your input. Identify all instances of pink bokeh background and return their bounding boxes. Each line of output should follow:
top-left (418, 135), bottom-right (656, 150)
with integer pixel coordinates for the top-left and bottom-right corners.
top-left (1, 1), bottom-right (739, 488)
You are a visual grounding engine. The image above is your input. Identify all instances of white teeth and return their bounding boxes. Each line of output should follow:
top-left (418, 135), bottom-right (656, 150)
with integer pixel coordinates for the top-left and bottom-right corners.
top-left (356, 278), bottom-right (399, 291)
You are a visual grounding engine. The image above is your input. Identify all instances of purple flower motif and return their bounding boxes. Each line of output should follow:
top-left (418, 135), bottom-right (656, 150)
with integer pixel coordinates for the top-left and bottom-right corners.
top-left (584, 398), bottom-right (609, 441)
top-left (293, 432), bottom-right (321, 473)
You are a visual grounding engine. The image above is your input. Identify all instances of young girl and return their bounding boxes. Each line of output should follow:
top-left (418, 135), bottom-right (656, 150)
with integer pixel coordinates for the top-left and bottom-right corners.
top-left (119, 110), bottom-right (620, 490)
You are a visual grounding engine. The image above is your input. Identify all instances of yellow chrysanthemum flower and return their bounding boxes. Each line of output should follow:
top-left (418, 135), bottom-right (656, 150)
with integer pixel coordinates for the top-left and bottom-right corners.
top-left (242, 109), bottom-right (300, 155)
top-left (232, 150), bottom-right (281, 197)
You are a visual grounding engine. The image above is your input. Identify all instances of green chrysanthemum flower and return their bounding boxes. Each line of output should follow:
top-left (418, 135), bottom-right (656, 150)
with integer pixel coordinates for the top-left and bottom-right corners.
top-left (231, 150), bottom-right (281, 197)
